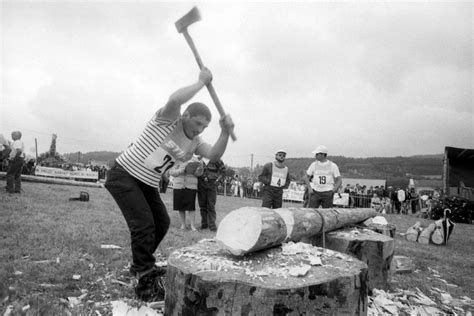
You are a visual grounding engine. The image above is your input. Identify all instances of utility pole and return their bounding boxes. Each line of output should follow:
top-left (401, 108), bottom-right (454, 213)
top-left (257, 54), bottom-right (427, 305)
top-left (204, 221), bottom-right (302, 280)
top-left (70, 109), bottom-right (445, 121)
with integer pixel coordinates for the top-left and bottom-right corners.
top-left (251, 153), bottom-right (254, 172)
top-left (35, 138), bottom-right (38, 160)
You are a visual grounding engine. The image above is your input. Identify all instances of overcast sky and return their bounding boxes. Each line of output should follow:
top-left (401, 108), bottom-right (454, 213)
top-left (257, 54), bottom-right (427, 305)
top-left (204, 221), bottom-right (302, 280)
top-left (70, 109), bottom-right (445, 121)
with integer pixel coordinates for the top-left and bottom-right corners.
top-left (1, 1), bottom-right (473, 167)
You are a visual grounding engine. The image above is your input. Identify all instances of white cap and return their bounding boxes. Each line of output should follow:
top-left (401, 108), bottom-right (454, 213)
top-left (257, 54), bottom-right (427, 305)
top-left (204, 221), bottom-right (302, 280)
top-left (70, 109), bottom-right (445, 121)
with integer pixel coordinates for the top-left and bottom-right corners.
top-left (276, 149), bottom-right (286, 154)
top-left (312, 145), bottom-right (328, 154)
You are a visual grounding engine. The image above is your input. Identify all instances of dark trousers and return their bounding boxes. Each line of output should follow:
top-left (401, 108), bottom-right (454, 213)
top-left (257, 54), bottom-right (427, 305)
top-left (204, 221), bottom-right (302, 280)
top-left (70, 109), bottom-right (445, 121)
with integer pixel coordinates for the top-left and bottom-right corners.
top-left (197, 180), bottom-right (217, 229)
top-left (308, 190), bottom-right (334, 208)
top-left (105, 162), bottom-right (170, 275)
top-left (6, 157), bottom-right (24, 193)
top-left (261, 186), bottom-right (283, 209)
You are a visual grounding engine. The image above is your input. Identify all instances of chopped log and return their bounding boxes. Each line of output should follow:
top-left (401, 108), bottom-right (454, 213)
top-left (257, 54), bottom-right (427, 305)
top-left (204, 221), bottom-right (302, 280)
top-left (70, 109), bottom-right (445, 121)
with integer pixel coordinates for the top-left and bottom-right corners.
top-left (310, 228), bottom-right (394, 291)
top-left (405, 222), bottom-right (421, 242)
top-left (390, 255), bottom-right (415, 274)
top-left (216, 207), bottom-right (377, 256)
top-left (165, 239), bottom-right (368, 315)
top-left (431, 220), bottom-right (445, 245)
top-left (418, 223), bottom-right (436, 245)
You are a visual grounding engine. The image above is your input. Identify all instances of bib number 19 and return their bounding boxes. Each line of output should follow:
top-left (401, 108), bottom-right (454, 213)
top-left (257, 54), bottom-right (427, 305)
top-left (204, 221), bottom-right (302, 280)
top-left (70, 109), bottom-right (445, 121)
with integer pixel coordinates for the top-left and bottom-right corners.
top-left (318, 176), bottom-right (326, 184)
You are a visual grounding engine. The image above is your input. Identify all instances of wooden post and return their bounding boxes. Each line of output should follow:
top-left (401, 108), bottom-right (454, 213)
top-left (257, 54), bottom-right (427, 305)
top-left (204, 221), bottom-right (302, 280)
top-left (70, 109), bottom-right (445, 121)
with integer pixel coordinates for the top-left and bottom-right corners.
top-left (216, 207), bottom-right (377, 256)
top-left (35, 138), bottom-right (38, 161)
top-left (443, 147), bottom-right (449, 196)
top-left (310, 227), bottom-right (394, 291)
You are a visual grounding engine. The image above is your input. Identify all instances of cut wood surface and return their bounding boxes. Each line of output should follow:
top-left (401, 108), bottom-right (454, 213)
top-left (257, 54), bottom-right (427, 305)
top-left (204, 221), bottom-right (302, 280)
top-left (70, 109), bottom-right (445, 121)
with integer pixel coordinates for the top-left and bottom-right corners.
top-left (166, 239), bottom-right (368, 315)
top-left (418, 223), bottom-right (436, 245)
top-left (216, 207), bottom-right (377, 256)
top-left (405, 222), bottom-right (421, 242)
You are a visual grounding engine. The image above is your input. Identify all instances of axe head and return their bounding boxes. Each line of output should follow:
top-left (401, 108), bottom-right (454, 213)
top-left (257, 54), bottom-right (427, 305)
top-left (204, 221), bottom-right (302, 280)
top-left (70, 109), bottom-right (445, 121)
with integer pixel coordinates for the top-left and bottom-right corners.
top-left (175, 6), bottom-right (201, 33)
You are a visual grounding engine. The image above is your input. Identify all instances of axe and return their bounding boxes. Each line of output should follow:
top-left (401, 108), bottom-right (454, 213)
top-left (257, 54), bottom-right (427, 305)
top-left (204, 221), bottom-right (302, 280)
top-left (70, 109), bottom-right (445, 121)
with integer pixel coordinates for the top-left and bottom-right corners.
top-left (175, 7), bottom-right (237, 141)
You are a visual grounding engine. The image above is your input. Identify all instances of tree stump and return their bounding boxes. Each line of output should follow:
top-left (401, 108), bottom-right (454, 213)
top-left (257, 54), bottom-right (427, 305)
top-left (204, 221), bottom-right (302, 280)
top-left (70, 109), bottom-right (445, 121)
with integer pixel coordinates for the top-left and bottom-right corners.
top-left (166, 239), bottom-right (368, 315)
top-left (310, 228), bottom-right (394, 291)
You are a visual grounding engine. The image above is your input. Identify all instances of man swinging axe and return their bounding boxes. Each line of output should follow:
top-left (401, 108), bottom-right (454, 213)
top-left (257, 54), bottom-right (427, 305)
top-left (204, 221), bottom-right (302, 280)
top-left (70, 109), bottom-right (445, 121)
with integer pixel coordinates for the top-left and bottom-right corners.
top-left (104, 8), bottom-right (235, 302)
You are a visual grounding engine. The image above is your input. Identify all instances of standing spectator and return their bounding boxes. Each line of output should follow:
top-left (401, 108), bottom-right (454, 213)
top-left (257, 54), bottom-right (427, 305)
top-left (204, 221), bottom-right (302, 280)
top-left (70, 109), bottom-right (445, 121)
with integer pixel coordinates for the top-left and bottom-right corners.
top-left (258, 150), bottom-right (291, 209)
top-left (6, 131), bottom-right (25, 194)
top-left (305, 145), bottom-right (342, 209)
top-left (389, 187), bottom-right (399, 214)
top-left (404, 187), bottom-right (412, 214)
top-left (197, 159), bottom-right (225, 232)
top-left (370, 193), bottom-right (382, 212)
top-left (104, 67), bottom-right (234, 302)
top-left (253, 180), bottom-right (262, 198)
top-left (396, 187), bottom-right (405, 214)
top-left (410, 188), bottom-right (419, 214)
top-left (245, 177), bottom-right (254, 198)
top-left (0, 134), bottom-right (11, 163)
top-left (232, 175), bottom-right (242, 197)
top-left (25, 159), bottom-right (35, 175)
top-left (170, 157), bottom-right (203, 231)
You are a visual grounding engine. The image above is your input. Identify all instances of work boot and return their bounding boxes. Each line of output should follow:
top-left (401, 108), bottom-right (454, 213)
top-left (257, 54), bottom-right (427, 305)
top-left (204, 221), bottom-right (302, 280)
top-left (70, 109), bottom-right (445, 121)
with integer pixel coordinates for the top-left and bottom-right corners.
top-left (135, 267), bottom-right (166, 302)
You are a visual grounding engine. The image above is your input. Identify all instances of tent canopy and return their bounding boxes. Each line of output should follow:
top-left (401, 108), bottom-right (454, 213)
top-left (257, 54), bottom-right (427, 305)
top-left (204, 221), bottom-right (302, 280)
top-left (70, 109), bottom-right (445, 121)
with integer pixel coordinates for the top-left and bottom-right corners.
top-left (445, 146), bottom-right (474, 188)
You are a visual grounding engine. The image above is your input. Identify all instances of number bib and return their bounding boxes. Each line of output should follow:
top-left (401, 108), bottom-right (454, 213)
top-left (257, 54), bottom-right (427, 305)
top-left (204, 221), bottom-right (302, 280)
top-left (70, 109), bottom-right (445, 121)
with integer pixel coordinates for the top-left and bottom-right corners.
top-left (143, 147), bottom-right (176, 175)
top-left (143, 138), bottom-right (192, 175)
top-left (270, 164), bottom-right (288, 187)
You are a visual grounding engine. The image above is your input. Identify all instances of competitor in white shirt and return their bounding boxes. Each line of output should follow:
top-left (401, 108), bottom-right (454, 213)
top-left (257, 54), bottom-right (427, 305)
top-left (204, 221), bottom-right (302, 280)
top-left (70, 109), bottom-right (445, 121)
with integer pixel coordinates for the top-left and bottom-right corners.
top-left (258, 150), bottom-right (291, 209)
top-left (305, 145), bottom-right (342, 208)
top-left (105, 67), bottom-right (234, 302)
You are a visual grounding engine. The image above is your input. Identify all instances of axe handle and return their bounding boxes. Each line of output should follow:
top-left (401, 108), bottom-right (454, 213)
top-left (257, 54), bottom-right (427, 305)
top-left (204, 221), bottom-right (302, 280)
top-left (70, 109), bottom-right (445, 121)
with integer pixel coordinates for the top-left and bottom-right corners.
top-left (182, 29), bottom-right (237, 141)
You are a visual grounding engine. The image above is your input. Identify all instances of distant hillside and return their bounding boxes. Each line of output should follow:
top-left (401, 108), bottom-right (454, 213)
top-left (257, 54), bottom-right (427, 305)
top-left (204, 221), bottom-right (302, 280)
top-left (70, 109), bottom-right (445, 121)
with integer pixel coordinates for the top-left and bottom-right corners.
top-left (63, 151), bottom-right (444, 188)
top-left (63, 151), bottom-right (120, 165)
top-left (280, 155), bottom-right (443, 188)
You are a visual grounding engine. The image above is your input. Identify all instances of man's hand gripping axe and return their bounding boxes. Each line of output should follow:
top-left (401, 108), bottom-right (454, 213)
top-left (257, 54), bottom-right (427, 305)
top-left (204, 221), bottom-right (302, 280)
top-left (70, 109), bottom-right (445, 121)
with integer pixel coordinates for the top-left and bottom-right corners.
top-left (175, 7), bottom-right (237, 141)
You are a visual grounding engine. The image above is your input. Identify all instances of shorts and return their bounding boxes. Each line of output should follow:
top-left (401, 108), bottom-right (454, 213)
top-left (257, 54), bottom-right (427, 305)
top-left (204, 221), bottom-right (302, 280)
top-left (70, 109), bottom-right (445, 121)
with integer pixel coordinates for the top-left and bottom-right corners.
top-left (173, 188), bottom-right (197, 211)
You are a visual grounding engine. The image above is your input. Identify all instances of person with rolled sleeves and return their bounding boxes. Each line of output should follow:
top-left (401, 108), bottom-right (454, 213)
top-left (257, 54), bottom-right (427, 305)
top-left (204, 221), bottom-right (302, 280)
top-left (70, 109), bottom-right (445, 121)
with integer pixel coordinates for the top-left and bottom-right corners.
top-left (104, 67), bottom-right (234, 302)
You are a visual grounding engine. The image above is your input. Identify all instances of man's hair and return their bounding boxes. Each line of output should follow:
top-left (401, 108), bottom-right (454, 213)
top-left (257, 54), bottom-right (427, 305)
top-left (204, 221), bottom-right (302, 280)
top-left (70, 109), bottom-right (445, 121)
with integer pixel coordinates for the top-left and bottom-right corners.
top-left (184, 102), bottom-right (212, 121)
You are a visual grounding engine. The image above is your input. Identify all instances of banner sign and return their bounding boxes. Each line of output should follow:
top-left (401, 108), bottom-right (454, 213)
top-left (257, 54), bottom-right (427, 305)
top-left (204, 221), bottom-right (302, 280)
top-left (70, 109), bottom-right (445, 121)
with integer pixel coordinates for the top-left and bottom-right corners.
top-left (35, 166), bottom-right (98, 180)
top-left (283, 185), bottom-right (350, 207)
top-left (283, 188), bottom-right (305, 202)
top-left (333, 193), bottom-right (350, 207)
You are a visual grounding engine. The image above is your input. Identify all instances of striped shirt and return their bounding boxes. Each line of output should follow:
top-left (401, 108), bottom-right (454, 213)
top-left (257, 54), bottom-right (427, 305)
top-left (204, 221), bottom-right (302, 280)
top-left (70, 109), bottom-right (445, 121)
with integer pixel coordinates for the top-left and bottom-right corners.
top-left (117, 112), bottom-right (212, 188)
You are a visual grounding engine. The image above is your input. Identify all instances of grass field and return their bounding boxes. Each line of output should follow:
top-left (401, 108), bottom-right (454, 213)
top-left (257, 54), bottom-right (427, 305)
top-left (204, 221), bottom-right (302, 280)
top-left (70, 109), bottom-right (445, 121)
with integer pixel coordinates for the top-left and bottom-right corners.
top-left (1, 181), bottom-right (473, 315)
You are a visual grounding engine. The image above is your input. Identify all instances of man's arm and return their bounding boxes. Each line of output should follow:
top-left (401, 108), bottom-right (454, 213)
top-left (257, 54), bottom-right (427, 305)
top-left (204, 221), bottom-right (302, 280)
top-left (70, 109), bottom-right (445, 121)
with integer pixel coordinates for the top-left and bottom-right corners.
top-left (283, 171), bottom-right (291, 189)
top-left (333, 176), bottom-right (342, 193)
top-left (258, 163), bottom-right (272, 185)
top-left (205, 115), bottom-right (235, 161)
top-left (159, 68), bottom-right (213, 121)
